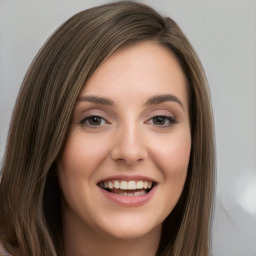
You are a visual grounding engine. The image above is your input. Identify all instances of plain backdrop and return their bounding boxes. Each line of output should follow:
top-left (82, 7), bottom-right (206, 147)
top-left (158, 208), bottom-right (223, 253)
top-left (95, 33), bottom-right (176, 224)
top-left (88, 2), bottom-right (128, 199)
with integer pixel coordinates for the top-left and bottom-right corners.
top-left (0, 0), bottom-right (256, 255)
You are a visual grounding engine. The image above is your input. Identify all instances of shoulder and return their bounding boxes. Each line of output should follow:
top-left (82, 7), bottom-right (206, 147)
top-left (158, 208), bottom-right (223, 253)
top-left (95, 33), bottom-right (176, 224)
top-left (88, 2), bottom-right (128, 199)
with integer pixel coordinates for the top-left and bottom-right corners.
top-left (0, 242), bottom-right (12, 256)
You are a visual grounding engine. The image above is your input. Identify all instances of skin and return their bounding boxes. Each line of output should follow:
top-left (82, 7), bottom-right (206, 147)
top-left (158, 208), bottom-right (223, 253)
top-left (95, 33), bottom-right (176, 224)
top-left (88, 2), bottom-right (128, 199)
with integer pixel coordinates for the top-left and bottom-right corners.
top-left (57, 41), bottom-right (191, 256)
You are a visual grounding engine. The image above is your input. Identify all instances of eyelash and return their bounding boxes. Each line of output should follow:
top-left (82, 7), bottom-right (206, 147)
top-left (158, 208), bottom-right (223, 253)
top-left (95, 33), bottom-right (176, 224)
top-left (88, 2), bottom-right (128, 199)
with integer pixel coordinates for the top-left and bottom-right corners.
top-left (79, 115), bottom-right (108, 127)
top-left (79, 115), bottom-right (177, 128)
top-left (146, 115), bottom-right (177, 127)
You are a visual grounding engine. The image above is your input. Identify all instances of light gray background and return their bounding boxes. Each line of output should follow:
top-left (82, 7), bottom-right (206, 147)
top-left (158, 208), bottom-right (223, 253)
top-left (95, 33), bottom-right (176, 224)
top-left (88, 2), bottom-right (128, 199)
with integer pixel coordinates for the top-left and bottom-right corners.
top-left (0, 0), bottom-right (256, 255)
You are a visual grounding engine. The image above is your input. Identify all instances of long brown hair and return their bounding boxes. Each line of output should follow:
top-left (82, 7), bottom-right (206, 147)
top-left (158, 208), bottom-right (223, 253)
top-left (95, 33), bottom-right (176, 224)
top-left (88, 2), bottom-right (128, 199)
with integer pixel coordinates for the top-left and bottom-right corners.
top-left (0, 1), bottom-right (215, 255)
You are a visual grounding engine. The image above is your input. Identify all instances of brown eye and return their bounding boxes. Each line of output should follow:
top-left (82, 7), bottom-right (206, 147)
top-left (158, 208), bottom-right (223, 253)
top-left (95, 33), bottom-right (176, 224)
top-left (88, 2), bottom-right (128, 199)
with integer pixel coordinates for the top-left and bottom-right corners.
top-left (150, 115), bottom-right (176, 127)
top-left (80, 116), bottom-right (107, 127)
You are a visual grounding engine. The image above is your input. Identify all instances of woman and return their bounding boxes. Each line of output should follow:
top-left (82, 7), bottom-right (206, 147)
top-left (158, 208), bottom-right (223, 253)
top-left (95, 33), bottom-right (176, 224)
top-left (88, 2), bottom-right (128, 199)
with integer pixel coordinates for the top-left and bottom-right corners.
top-left (0, 1), bottom-right (215, 255)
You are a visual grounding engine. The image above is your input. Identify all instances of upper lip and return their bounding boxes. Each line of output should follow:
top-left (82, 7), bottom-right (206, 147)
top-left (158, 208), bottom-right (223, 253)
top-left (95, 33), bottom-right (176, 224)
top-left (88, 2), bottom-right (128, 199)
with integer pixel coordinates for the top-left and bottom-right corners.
top-left (98, 175), bottom-right (157, 184)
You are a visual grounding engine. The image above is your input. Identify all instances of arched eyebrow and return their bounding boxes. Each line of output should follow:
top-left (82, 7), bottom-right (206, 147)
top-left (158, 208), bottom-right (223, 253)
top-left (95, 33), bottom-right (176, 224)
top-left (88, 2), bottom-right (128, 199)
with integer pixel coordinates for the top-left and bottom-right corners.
top-left (77, 96), bottom-right (115, 106)
top-left (77, 94), bottom-right (184, 109)
top-left (145, 94), bottom-right (184, 110)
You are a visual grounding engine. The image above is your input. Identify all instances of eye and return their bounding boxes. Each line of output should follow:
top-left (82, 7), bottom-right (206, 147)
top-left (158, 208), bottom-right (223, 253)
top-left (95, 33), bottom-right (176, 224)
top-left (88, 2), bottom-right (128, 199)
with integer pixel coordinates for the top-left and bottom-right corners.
top-left (147, 115), bottom-right (176, 127)
top-left (80, 115), bottom-right (108, 127)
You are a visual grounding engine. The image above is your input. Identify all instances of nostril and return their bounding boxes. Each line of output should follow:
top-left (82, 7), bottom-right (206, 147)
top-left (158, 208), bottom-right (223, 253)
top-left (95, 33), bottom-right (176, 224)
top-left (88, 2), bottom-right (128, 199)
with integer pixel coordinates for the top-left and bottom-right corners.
top-left (110, 135), bottom-right (148, 164)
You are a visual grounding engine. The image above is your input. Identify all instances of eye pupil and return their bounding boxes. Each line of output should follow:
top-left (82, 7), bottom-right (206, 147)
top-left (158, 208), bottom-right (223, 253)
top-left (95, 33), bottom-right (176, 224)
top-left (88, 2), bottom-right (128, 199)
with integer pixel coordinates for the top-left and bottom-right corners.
top-left (89, 116), bottom-right (102, 125)
top-left (153, 116), bottom-right (165, 125)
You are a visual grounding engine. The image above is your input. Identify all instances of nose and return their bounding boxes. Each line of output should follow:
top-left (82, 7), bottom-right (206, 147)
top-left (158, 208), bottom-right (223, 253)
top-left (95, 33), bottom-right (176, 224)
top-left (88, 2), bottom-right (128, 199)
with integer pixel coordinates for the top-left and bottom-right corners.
top-left (110, 124), bottom-right (148, 165)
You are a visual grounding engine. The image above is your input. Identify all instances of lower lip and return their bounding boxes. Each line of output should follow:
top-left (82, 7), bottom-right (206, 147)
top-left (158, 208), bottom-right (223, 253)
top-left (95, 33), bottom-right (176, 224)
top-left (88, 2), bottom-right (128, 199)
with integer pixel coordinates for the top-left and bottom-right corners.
top-left (98, 185), bottom-right (157, 207)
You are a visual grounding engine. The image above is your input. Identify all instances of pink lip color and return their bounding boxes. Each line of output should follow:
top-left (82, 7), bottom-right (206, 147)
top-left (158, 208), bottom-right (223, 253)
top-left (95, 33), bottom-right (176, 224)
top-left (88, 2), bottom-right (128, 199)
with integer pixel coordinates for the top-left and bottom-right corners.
top-left (98, 185), bottom-right (157, 207)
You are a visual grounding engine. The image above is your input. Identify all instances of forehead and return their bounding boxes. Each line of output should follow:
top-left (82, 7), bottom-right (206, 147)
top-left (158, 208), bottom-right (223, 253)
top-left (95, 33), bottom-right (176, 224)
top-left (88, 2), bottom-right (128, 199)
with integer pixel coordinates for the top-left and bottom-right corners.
top-left (81, 41), bottom-right (188, 108)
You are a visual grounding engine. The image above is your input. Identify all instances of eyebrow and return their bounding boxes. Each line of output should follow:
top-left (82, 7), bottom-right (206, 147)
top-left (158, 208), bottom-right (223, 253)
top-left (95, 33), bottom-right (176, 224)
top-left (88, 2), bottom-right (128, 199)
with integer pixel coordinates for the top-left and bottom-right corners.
top-left (77, 96), bottom-right (115, 106)
top-left (145, 94), bottom-right (184, 109)
top-left (77, 94), bottom-right (184, 109)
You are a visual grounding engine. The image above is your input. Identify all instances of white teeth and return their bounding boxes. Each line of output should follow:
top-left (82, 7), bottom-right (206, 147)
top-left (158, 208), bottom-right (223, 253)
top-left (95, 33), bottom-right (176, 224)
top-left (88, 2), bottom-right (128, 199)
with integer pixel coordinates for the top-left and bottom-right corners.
top-left (134, 191), bottom-right (146, 196)
top-left (127, 181), bottom-right (136, 190)
top-left (118, 192), bottom-right (127, 196)
top-left (100, 180), bottom-right (154, 190)
top-left (120, 181), bottom-right (128, 190)
top-left (118, 191), bottom-right (146, 197)
top-left (143, 181), bottom-right (148, 189)
top-left (108, 181), bottom-right (113, 189)
top-left (114, 180), bottom-right (120, 189)
top-left (136, 181), bottom-right (144, 189)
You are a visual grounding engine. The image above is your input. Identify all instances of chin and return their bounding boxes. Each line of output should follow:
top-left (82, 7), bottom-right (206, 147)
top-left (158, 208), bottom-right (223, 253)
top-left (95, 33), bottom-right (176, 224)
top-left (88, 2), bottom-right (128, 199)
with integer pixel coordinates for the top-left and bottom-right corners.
top-left (97, 218), bottom-right (162, 241)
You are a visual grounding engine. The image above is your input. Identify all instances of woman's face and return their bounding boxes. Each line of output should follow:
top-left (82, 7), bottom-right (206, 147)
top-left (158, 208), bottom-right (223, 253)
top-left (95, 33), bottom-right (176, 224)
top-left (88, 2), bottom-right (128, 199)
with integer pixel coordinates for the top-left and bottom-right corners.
top-left (58, 41), bottom-right (191, 241)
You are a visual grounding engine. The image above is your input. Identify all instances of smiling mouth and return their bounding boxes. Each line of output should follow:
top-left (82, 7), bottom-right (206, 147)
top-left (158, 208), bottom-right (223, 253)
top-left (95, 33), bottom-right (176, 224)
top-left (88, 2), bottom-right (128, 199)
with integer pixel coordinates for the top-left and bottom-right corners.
top-left (98, 180), bottom-right (155, 196)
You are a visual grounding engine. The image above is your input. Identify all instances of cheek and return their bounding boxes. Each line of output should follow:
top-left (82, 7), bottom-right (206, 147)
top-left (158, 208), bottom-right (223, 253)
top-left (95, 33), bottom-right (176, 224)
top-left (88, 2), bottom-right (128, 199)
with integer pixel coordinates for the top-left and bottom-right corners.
top-left (57, 135), bottom-right (94, 203)
top-left (56, 133), bottom-right (108, 214)
top-left (59, 132), bottom-right (110, 178)
top-left (152, 129), bottom-right (191, 212)
top-left (150, 129), bottom-right (191, 180)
